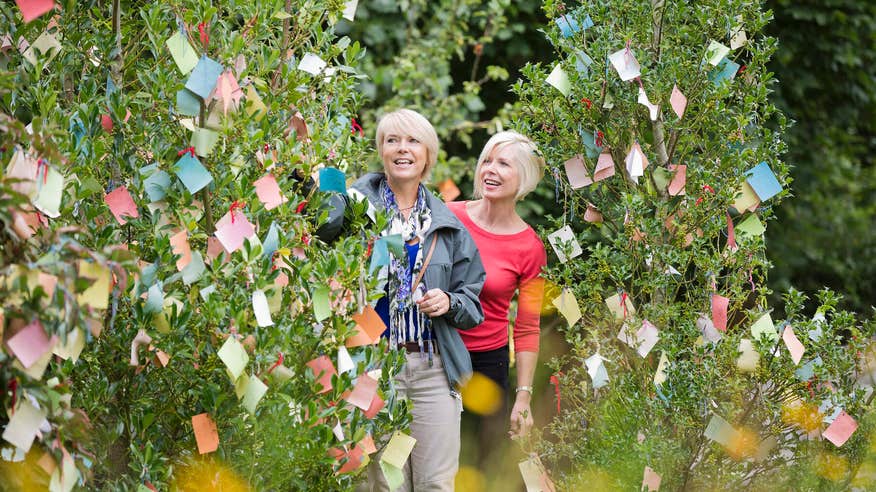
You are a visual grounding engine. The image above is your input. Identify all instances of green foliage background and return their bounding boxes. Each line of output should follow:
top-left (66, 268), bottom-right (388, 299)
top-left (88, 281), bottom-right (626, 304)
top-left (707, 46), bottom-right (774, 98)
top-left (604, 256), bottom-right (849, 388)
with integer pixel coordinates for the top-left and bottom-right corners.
top-left (1, 0), bottom-right (875, 490)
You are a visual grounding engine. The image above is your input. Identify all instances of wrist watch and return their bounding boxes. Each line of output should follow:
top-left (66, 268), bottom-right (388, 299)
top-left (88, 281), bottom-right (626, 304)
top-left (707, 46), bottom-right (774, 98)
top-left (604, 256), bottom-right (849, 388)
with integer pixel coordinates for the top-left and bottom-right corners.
top-left (515, 386), bottom-right (533, 394)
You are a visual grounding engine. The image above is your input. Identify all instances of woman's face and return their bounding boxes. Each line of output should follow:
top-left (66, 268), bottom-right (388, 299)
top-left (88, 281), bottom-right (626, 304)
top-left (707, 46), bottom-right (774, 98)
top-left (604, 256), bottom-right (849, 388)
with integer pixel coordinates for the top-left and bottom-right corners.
top-left (478, 145), bottom-right (520, 202)
top-left (381, 132), bottom-right (428, 185)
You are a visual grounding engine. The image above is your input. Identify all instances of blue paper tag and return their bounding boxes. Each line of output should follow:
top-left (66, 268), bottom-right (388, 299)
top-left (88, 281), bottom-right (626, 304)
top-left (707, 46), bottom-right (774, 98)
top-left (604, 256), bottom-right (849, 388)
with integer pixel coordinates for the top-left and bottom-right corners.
top-left (176, 89), bottom-right (202, 117)
top-left (556, 15), bottom-right (580, 38)
top-left (745, 161), bottom-right (782, 202)
top-left (175, 154), bottom-right (213, 194)
top-left (185, 56), bottom-right (224, 99)
top-left (319, 167), bottom-right (347, 194)
top-left (262, 222), bottom-right (281, 259)
top-left (369, 237), bottom-right (390, 274)
top-left (144, 169), bottom-right (172, 202)
top-left (708, 57), bottom-right (741, 85)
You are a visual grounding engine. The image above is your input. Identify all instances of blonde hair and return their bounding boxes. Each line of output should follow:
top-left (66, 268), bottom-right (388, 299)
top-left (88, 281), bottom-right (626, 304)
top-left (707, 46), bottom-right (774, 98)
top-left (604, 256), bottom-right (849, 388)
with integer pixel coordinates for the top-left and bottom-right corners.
top-left (473, 131), bottom-right (545, 201)
top-left (375, 109), bottom-right (440, 180)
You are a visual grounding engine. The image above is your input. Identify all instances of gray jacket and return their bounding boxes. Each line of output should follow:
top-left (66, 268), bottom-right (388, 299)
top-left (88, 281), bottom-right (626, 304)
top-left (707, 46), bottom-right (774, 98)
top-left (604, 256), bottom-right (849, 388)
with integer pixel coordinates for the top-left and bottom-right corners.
top-left (315, 173), bottom-right (485, 388)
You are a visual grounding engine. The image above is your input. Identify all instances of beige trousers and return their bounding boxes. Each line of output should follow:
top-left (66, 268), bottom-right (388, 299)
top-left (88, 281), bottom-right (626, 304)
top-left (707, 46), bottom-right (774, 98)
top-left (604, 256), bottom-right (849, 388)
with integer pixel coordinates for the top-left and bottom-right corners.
top-left (366, 352), bottom-right (463, 491)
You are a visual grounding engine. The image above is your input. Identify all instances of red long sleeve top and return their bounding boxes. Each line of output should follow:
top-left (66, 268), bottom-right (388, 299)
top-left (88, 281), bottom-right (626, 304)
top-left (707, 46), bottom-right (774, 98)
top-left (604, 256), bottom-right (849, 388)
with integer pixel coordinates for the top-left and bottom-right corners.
top-left (448, 201), bottom-right (547, 353)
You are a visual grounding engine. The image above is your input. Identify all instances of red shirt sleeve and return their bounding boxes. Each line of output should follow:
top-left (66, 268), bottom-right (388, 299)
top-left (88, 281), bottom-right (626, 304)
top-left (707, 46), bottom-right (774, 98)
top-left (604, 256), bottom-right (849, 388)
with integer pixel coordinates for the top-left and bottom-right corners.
top-left (512, 233), bottom-right (547, 353)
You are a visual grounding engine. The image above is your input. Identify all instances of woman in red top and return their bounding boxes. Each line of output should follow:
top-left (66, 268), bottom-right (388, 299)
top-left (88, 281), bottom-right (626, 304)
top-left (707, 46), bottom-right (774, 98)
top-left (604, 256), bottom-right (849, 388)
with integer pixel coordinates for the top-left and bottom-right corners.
top-left (448, 130), bottom-right (546, 465)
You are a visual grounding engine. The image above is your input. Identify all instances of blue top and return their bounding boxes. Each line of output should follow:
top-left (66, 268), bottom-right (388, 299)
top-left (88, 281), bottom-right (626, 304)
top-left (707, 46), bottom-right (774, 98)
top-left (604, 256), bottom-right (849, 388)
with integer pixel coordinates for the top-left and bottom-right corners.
top-left (376, 242), bottom-right (431, 342)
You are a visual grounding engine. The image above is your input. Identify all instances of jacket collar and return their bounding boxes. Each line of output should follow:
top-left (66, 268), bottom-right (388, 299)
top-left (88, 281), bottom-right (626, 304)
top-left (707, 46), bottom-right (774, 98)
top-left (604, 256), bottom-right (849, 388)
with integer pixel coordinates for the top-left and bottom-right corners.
top-left (351, 172), bottom-right (462, 236)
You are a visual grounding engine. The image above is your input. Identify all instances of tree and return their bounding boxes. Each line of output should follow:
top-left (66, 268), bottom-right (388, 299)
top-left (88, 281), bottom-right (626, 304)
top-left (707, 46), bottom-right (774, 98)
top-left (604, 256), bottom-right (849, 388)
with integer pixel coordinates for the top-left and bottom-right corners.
top-left (1, 1), bottom-right (406, 489)
top-left (510, 0), bottom-right (875, 489)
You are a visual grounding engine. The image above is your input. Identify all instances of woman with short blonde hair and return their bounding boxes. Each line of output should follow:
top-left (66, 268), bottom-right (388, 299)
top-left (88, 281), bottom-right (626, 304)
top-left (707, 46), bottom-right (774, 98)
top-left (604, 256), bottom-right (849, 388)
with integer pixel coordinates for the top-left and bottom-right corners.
top-left (318, 109), bottom-right (485, 491)
top-left (375, 108), bottom-right (440, 181)
top-left (449, 130), bottom-right (547, 469)
top-left (472, 131), bottom-right (545, 201)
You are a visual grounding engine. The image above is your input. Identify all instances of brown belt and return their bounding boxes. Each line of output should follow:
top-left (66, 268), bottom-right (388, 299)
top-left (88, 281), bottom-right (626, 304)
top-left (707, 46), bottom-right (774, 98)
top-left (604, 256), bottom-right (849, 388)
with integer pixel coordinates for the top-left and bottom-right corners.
top-left (398, 341), bottom-right (439, 354)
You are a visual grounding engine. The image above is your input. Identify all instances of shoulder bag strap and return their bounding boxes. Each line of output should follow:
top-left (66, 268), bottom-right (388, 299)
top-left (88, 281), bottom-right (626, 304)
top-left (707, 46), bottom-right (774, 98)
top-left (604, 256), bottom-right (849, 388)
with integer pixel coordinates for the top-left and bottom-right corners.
top-left (412, 232), bottom-right (439, 290)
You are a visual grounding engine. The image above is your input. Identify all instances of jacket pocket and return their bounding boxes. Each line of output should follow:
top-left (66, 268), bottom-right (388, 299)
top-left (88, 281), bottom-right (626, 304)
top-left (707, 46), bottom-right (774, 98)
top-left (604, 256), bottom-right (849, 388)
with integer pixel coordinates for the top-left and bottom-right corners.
top-left (424, 262), bottom-right (451, 291)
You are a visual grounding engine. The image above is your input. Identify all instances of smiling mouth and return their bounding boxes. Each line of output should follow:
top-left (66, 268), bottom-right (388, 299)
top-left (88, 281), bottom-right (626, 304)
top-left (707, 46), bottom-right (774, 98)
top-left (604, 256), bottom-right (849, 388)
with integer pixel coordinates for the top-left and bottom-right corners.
top-left (394, 159), bottom-right (414, 167)
top-left (484, 178), bottom-right (501, 186)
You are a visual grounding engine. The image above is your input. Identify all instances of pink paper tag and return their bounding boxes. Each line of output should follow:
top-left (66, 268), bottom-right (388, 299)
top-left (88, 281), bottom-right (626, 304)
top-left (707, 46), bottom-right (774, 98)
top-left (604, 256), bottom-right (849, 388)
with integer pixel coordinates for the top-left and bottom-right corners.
top-left (105, 186), bottom-right (139, 225)
top-left (563, 155), bottom-right (592, 189)
top-left (782, 325), bottom-right (805, 365)
top-left (6, 321), bottom-right (53, 368)
top-left (253, 174), bottom-right (287, 210)
top-left (593, 153), bottom-right (616, 182)
top-left (214, 210), bottom-right (255, 253)
top-left (345, 374), bottom-right (379, 411)
top-left (823, 411), bottom-right (858, 447)
top-left (306, 355), bottom-right (338, 394)
top-left (668, 164), bottom-right (686, 196)
top-left (711, 294), bottom-right (729, 332)
top-left (170, 230), bottom-right (193, 271)
top-left (16, 0), bottom-right (55, 23)
top-left (670, 84), bottom-right (687, 119)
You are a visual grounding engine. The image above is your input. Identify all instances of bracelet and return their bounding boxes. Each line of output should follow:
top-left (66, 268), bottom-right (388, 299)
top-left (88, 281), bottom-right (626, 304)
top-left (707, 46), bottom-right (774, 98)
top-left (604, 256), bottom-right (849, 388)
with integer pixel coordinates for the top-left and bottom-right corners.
top-left (515, 386), bottom-right (533, 394)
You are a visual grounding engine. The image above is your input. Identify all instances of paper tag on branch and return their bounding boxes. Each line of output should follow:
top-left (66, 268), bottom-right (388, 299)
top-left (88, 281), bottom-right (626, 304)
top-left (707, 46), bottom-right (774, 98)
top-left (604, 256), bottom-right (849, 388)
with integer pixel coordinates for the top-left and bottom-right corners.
top-left (218, 337), bottom-right (249, 380)
top-left (584, 203), bottom-right (603, 223)
top-left (547, 225), bottom-right (582, 263)
top-left (185, 56), bottom-right (224, 99)
top-left (2, 399), bottom-right (47, 452)
top-left (669, 84), bottom-right (687, 119)
top-left (624, 142), bottom-right (648, 182)
top-left (585, 353), bottom-right (609, 389)
top-left (438, 179), bottom-right (461, 202)
top-left (637, 86), bottom-right (659, 121)
top-left (668, 164), bottom-right (686, 196)
top-left (191, 413), bottom-right (219, 454)
top-left (593, 153), bottom-right (615, 182)
top-left (306, 355), bottom-right (337, 394)
top-left (551, 288), bottom-right (581, 327)
top-left (518, 454), bottom-right (557, 492)
top-left (642, 466), bottom-right (661, 491)
top-left (605, 292), bottom-right (635, 319)
top-left (105, 186), bottom-right (139, 225)
top-left (705, 40), bottom-right (730, 66)
top-left (564, 155), bottom-right (592, 188)
top-left (254, 174), bottom-right (287, 210)
top-left (745, 161), bottom-right (782, 202)
top-left (823, 411), bottom-right (857, 447)
top-left (342, 0), bottom-right (359, 22)
top-left (609, 46), bottom-right (641, 81)
top-left (653, 352), bottom-right (669, 386)
top-left (782, 325), bottom-right (805, 365)
top-left (750, 313), bottom-right (778, 343)
top-left (166, 31), bottom-right (199, 74)
top-left (545, 64), bottom-right (571, 97)
top-left (298, 53), bottom-right (327, 75)
top-left (736, 339), bottom-right (759, 372)
top-left (381, 431), bottom-right (416, 469)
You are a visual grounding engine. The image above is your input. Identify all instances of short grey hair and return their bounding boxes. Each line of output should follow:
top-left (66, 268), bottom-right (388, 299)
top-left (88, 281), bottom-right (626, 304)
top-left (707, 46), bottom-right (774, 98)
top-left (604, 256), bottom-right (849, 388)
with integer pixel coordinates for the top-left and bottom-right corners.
top-left (375, 109), bottom-right (439, 180)
top-left (473, 131), bottom-right (545, 201)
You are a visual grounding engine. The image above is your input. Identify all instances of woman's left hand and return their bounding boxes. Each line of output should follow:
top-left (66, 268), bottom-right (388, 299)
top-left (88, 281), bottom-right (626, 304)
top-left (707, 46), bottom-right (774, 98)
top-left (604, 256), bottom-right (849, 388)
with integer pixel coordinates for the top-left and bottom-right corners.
top-left (416, 289), bottom-right (450, 317)
top-left (509, 399), bottom-right (534, 438)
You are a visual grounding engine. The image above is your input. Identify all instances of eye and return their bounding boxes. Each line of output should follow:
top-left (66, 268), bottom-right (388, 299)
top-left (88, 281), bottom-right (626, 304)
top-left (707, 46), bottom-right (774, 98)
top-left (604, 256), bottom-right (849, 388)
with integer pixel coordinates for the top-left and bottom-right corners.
top-left (408, 137), bottom-right (420, 144)
top-left (386, 136), bottom-right (398, 143)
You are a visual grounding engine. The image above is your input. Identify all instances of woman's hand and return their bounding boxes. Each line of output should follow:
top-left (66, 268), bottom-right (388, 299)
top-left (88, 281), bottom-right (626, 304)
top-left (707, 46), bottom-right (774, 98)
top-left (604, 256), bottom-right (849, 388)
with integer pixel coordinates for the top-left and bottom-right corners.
top-left (416, 288), bottom-right (450, 317)
top-left (509, 396), bottom-right (534, 439)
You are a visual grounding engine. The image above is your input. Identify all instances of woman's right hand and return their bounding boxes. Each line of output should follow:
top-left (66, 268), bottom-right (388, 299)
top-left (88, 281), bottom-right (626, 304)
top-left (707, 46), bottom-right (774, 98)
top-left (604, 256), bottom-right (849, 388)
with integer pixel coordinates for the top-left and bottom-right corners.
top-left (415, 288), bottom-right (451, 317)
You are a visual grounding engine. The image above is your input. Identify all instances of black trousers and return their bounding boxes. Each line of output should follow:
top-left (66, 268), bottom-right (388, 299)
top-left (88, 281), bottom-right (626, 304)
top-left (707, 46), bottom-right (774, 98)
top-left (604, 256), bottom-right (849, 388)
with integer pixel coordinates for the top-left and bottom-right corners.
top-left (464, 346), bottom-right (510, 468)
